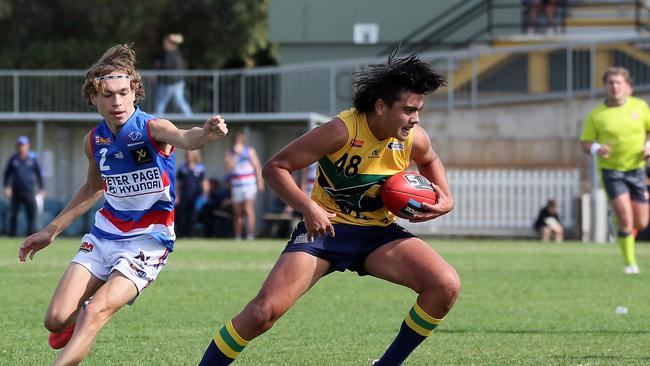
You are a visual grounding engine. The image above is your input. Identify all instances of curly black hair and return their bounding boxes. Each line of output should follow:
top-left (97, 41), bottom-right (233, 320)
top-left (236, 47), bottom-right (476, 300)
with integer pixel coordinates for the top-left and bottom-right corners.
top-left (352, 49), bottom-right (446, 113)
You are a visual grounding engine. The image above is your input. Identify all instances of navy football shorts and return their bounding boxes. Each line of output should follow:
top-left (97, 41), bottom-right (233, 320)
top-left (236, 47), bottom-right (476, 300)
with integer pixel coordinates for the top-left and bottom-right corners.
top-left (601, 168), bottom-right (649, 203)
top-left (282, 221), bottom-right (416, 275)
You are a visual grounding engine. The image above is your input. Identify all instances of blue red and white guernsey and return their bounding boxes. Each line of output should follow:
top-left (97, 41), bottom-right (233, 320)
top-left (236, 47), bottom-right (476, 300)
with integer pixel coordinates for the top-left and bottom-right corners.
top-left (231, 147), bottom-right (257, 190)
top-left (89, 107), bottom-right (176, 250)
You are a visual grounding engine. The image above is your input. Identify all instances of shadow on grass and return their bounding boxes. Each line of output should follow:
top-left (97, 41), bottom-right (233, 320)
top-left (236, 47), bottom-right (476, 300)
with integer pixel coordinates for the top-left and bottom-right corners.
top-left (443, 329), bottom-right (650, 335)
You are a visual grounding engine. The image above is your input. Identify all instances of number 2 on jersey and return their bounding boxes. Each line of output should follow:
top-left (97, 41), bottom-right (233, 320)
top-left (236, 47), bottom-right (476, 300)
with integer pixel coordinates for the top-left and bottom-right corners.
top-left (99, 148), bottom-right (111, 171)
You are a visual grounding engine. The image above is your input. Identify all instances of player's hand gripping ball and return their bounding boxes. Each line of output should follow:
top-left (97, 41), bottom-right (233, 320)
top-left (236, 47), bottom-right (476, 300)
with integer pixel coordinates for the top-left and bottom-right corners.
top-left (380, 171), bottom-right (438, 219)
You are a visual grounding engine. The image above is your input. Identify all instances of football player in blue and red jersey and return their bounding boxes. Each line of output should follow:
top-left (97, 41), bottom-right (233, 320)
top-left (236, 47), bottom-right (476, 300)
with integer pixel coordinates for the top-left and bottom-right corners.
top-left (18, 43), bottom-right (228, 366)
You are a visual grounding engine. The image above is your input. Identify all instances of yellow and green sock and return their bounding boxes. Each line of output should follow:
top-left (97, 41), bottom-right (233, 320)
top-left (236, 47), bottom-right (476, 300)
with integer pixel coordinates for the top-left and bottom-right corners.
top-left (374, 302), bottom-right (443, 365)
top-left (198, 320), bottom-right (249, 366)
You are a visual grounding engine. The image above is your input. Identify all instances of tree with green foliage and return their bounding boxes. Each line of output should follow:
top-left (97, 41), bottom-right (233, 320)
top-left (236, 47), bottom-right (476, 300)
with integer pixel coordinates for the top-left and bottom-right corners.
top-left (0, 0), bottom-right (275, 69)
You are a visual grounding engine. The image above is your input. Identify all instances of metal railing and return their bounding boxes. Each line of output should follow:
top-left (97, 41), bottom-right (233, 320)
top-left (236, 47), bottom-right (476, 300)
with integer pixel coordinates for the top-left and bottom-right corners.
top-left (0, 169), bottom-right (580, 238)
top-left (380, 0), bottom-right (650, 55)
top-left (400, 168), bottom-right (580, 237)
top-left (3, 37), bottom-right (650, 117)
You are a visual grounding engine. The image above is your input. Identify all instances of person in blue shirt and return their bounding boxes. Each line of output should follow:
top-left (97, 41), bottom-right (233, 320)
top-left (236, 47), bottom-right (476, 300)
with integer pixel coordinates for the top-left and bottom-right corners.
top-left (199, 177), bottom-right (233, 237)
top-left (176, 149), bottom-right (208, 237)
top-left (3, 135), bottom-right (45, 236)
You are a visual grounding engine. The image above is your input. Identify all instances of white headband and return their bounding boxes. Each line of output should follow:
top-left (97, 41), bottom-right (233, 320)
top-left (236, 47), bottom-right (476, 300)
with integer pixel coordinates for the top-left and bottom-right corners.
top-left (96, 74), bottom-right (131, 81)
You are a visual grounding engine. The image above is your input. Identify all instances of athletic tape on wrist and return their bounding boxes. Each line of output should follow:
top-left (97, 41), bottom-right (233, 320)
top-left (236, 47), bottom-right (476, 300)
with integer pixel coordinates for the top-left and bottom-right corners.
top-left (590, 143), bottom-right (602, 155)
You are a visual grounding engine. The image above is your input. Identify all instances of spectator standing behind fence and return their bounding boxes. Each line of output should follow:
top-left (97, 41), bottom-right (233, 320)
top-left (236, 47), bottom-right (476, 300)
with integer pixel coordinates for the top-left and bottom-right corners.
top-left (534, 199), bottom-right (564, 242)
top-left (225, 132), bottom-right (264, 240)
top-left (176, 150), bottom-right (208, 238)
top-left (154, 33), bottom-right (192, 115)
top-left (580, 67), bottom-right (650, 275)
top-left (3, 136), bottom-right (45, 236)
top-left (523, 0), bottom-right (558, 35)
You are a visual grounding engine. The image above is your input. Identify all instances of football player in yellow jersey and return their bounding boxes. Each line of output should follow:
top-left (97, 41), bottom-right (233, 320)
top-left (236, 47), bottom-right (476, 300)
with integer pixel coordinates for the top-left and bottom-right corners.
top-left (580, 67), bottom-right (650, 274)
top-left (199, 51), bottom-right (459, 366)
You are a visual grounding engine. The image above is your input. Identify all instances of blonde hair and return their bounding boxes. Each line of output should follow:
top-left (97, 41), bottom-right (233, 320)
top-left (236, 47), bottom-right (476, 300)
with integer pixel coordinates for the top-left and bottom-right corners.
top-left (166, 33), bottom-right (184, 44)
top-left (82, 44), bottom-right (144, 106)
top-left (602, 67), bottom-right (632, 85)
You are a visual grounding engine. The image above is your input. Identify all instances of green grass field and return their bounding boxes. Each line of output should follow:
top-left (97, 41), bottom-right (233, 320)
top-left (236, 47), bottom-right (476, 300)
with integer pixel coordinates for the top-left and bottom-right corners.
top-left (1, 237), bottom-right (649, 366)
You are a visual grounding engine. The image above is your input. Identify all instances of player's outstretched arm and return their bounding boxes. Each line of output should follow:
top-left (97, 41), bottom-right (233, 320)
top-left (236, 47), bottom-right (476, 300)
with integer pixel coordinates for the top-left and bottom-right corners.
top-left (410, 125), bottom-right (453, 222)
top-left (149, 115), bottom-right (228, 151)
top-left (262, 119), bottom-right (347, 239)
top-left (19, 133), bottom-right (104, 261)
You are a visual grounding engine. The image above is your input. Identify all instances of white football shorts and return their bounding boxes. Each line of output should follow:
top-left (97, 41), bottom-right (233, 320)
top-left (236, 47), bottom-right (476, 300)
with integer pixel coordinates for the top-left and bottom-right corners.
top-left (71, 233), bottom-right (170, 304)
top-left (231, 183), bottom-right (258, 203)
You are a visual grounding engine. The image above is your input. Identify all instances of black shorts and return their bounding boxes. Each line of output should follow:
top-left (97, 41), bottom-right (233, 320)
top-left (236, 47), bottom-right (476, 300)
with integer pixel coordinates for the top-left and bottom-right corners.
top-left (601, 168), bottom-right (649, 203)
top-left (282, 221), bottom-right (416, 276)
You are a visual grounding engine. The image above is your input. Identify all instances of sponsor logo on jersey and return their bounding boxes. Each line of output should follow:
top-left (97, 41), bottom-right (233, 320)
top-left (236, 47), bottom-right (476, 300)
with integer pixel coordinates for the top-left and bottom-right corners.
top-left (79, 241), bottom-right (94, 253)
top-left (128, 131), bottom-right (143, 141)
top-left (631, 111), bottom-right (640, 121)
top-left (350, 139), bottom-right (364, 148)
top-left (387, 142), bottom-right (404, 151)
top-left (114, 151), bottom-right (124, 159)
top-left (103, 167), bottom-right (164, 197)
top-left (368, 148), bottom-right (382, 158)
top-left (95, 136), bottom-right (112, 145)
top-left (130, 147), bottom-right (154, 165)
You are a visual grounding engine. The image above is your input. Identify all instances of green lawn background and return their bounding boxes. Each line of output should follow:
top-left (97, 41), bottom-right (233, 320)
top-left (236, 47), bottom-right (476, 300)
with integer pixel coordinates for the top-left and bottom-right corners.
top-left (1, 238), bottom-right (649, 365)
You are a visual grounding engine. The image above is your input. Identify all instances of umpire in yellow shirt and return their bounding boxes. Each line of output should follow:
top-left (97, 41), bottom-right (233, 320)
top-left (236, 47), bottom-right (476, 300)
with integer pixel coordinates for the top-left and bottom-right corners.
top-left (580, 67), bottom-right (650, 274)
